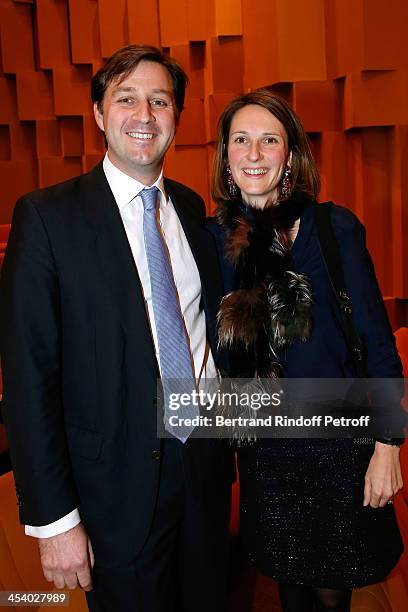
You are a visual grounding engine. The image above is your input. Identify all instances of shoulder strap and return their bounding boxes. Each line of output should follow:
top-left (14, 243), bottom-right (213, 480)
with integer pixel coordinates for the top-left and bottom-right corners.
top-left (314, 202), bottom-right (367, 377)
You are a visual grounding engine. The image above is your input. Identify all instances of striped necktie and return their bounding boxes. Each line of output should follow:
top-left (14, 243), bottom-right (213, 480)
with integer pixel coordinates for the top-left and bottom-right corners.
top-left (140, 187), bottom-right (199, 442)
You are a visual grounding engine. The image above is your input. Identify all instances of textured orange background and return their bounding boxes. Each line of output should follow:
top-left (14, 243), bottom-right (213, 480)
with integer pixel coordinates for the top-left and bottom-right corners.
top-left (0, 0), bottom-right (407, 312)
top-left (0, 4), bottom-right (408, 609)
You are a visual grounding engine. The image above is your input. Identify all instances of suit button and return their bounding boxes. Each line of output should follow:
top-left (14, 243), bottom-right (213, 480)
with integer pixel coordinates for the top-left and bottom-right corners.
top-left (151, 450), bottom-right (161, 460)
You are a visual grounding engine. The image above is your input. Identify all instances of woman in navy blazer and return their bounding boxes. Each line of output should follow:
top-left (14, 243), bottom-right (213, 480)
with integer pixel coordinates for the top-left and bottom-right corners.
top-left (208, 90), bottom-right (404, 612)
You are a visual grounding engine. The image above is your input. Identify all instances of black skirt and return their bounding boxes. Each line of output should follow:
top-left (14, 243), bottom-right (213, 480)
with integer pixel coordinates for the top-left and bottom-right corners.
top-left (237, 438), bottom-right (403, 589)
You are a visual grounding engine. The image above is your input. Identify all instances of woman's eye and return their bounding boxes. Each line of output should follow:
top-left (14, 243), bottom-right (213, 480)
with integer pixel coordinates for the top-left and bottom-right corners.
top-left (265, 137), bottom-right (278, 144)
top-left (235, 136), bottom-right (246, 143)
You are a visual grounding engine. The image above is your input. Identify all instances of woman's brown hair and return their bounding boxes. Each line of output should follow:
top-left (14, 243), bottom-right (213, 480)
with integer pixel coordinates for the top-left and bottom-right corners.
top-left (211, 89), bottom-right (320, 205)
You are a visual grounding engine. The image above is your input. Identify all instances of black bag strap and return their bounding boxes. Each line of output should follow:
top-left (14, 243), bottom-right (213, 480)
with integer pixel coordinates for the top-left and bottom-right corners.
top-left (314, 202), bottom-right (367, 378)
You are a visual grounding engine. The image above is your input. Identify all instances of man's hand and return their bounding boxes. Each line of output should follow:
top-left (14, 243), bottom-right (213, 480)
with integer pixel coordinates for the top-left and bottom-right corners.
top-left (38, 522), bottom-right (94, 590)
top-left (363, 442), bottom-right (403, 508)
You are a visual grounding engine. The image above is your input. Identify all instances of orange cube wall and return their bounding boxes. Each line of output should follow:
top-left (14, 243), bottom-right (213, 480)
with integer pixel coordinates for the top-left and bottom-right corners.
top-left (0, 0), bottom-right (407, 315)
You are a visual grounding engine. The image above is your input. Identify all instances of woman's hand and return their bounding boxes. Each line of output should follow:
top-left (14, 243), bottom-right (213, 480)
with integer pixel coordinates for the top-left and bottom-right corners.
top-left (363, 442), bottom-right (403, 508)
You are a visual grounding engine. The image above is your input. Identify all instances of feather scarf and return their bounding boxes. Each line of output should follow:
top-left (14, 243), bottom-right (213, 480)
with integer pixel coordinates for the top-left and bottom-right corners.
top-left (216, 193), bottom-right (313, 378)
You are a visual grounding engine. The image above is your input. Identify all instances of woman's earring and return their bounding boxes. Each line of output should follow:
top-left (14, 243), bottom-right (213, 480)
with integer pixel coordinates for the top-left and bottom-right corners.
top-left (225, 165), bottom-right (239, 199)
top-left (280, 165), bottom-right (292, 200)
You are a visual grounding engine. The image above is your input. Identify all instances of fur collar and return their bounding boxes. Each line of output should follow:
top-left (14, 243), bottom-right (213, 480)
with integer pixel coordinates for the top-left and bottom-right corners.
top-left (216, 193), bottom-right (314, 377)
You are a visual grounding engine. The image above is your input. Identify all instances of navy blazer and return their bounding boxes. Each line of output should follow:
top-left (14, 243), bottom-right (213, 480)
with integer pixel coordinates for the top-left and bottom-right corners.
top-left (208, 201), bottom-right (402, 379)
top-left (207, 199), bottom-right (404, 432)
top-left (0, 162), bottom-right (233, 565)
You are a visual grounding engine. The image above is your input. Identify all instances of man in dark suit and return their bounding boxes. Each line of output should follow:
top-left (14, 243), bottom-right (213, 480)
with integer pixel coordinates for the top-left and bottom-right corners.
top-left (0, 45), bottom-right (232, 612)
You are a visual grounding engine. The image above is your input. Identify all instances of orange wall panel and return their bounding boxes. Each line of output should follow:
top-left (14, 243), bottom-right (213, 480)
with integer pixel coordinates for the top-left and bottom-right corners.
top-left (345, 130), bottom-right (365, 220)
top-left (215, 0), bottom-right (242, 37)
top-left (9, 122), bottom-right (36, 161)
top-left (0, 0), bottom-right (407, 306)
top-left (38, 156), bottom-right (82, 188)
top-left (204, 93), bottom-right (236, 142)
top-left (0, 76), bottom-right (18, 122)
top-left (274, 0), bottom-right (326, 82)
top-left (36, 0), bottom-right (71, 69)
top-left (60, 117), bottom-right (84, 157)
top-left (362, 0), bottom-right (408, 71)
top-left (324, 0), bottom-right (365, 79)
top-left (0, 159), bottom-right (37, 223)
top-left (241, 0), bottom-right (279, 89)
top-left (325, 0), bottom-right (408, 78)
top-left (206, 143), bottom-right (216, 215)
top-left (206, 36), bottom-right (243, 94)
top-left (175, 98), bottom-right (206, 146)
top-left (159, 0), bottom-right (189, 47)
top-left (0, 126), bottom-right (11, 161)
top-left (98, 0), bottom-right (127, 58)
top-left (53, 66), bottom-right (93, 116)
top-left (293, 80), bottom-right (342, 133)
top-left (0, 0), bottom-right (35, 72)
top-left (35, 120), bottom-right (62, 158)
top-left (164, 144), bottom-right (209, 203)
top-left (242, 0), bottom-right (326, 88)
top-left (359, 128), bottom-right (392, 295)
top-left (187, 0), bottom-right (215, 41)
top-left (83, 115), bottom-right (105, 156)
top-left (170, 44), bottom-right (205, 99)
top-left (317, 132), bottom-right (348, 206)
top-left (344, 71), bottom-right (408, 129)
top-left (69, 0), bottom-right (101, 63)
top-left (127, 0), bottom-right (160, 47)
top-left (390, 125), bottom-right (408, 299)
top-left (16, 70), bottom-right (54, 120)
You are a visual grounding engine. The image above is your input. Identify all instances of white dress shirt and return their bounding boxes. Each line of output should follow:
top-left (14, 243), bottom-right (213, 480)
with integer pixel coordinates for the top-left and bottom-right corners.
top-left (26, 154), bottom-right (217, 537)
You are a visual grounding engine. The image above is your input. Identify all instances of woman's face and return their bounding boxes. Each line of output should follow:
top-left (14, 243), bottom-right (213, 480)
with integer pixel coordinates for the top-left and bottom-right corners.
top-left (227, 104), bottom-right (290, 208)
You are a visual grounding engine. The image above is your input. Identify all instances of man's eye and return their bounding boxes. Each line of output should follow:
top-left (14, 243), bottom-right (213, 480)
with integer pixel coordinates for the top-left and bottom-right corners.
top-left (151, 99), bottom-right (167, 107)
top-left (117, 97), bottom-right (133, 104)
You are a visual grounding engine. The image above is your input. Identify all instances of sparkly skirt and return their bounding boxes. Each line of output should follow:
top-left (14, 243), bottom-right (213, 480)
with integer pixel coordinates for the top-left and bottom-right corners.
top-left (237, 439), bottom-right (403, 588)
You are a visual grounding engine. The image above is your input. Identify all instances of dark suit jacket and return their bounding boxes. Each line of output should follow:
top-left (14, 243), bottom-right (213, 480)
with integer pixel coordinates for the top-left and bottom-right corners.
top-left (0, 162), bottom-right (232, 565)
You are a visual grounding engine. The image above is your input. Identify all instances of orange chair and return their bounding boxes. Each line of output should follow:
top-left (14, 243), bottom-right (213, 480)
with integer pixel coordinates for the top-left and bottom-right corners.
top-left (0, 471), bottom-right (87, 611)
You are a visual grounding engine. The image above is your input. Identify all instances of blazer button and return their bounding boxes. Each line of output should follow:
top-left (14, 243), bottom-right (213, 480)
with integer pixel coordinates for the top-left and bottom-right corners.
top-left (151, 450), bottom-right (161, 460)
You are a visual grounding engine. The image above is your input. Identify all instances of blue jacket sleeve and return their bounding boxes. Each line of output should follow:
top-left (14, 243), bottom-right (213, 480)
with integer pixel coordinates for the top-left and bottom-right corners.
top-left (331, 205), bottom-right (405, 441)
top-left (331, 205), bottom-right (402, 378)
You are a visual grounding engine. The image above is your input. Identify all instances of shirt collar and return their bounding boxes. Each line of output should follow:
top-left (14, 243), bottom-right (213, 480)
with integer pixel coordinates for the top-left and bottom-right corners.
top-left (103, 153), bottom-right (167, 211)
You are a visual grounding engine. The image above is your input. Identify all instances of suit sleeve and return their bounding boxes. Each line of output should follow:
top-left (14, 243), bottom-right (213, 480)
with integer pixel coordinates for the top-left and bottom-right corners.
top-left (0, 196), bottom-right (79, 525)
top-left (331, 206), bottom-right (402, 378)
top-left (332, 206), bottom-right (405, 438)
top-left (25, 508), bottom-right (81, 538)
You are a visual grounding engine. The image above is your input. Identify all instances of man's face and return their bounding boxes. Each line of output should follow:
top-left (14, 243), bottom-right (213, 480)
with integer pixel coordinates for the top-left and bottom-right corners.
top-left (94, 60), bottom-right (177, 184)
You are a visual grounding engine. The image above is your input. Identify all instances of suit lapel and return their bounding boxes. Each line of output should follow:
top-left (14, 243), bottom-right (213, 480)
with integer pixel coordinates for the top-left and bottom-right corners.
top-left (78, 166), bottom-right (221, 369)
top-left (80, 162), bottom-right (158, 372)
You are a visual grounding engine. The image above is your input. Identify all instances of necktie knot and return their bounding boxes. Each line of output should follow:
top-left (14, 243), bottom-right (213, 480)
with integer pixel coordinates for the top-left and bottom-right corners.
top-left (140, 187), bottom-right (159, 212)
